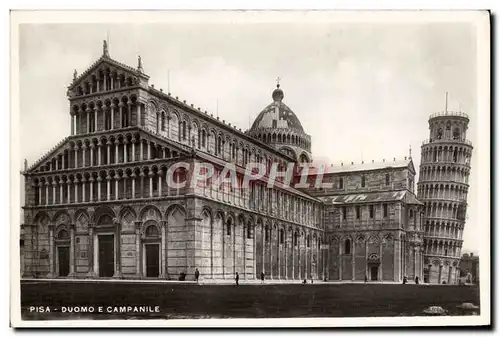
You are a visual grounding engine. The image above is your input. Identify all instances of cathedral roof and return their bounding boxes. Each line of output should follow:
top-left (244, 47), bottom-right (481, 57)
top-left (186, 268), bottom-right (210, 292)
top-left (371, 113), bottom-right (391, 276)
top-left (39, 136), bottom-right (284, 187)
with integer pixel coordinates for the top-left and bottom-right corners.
top-left (305, 158), bottom-right (415, 175)
top-left (250, 85), bottom-right (305, 133)
top-left (68, 40), bottom-right (149, 90)
top-left (320, 190), bottom-right (423, 205)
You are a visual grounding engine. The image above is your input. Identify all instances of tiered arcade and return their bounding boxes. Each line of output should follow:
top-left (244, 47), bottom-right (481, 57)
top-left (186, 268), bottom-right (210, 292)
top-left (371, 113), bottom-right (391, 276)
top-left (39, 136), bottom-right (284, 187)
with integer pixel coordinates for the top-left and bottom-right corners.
top-left (417, 111), bottom-right (473, 284)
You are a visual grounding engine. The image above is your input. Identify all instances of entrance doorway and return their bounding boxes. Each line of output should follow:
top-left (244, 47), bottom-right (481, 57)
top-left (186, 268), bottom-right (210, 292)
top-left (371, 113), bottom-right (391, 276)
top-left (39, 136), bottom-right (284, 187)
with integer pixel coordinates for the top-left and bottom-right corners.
top-left (145, 244), bottom-right (159, 277)
top-left (370, 266), bottom-right (378, 281)
top-left (98, 235), bottom-right (114, 277)
top-left (58, 246), bottom-right (70, 277)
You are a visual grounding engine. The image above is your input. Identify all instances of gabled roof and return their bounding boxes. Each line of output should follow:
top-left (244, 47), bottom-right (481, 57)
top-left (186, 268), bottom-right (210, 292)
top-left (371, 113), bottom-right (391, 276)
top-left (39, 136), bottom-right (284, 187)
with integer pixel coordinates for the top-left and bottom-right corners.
top-left (68, 54), bottom-right (149, 90)
top-left (305, 158), bottom-right (415, 175)
top-left (320, 190), bottom-right (423, 205)
top-left (24, 137), bottom-right (70, 173)
top-left (24, 127), bottom-right (191, 174)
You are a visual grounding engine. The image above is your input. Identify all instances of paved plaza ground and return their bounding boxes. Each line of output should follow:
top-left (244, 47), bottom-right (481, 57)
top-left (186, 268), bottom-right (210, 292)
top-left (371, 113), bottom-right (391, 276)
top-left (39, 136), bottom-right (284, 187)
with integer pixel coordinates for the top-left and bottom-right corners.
top-left (20, 280), bottom-right (480, 320)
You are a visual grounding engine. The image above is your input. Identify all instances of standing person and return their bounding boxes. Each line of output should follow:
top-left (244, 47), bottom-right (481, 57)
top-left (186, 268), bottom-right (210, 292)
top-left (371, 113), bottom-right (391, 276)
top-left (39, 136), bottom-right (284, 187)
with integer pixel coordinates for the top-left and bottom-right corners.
top-left (194, 268), bottom-right (200, 284)
top-left (415, 276), bottom-right (419, 285)
top-left (235, 272), bottom-right (239, 286)
top-left (364, 274), bottom-right (368, 283)
top-left (260, 271), bottom-right (265, 284)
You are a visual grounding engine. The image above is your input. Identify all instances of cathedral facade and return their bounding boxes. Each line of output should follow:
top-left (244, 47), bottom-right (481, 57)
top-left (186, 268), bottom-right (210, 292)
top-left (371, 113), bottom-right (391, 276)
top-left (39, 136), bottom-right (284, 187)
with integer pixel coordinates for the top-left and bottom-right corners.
top-left (22, 42), bottom-right (455, 283)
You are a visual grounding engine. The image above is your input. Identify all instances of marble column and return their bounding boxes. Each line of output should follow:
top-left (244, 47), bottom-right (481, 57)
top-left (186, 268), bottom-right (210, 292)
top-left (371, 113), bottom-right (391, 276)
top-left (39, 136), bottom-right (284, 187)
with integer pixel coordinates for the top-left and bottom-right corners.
top-left (86, 109), bottom-right (90, 133)
top-left (52, 181), bottom-right (57, 204)
top-left (135, 221), bottom-right (142, 278)
top-left (94, 107), bottom-right (98, 132)
top-left (89, 177), bottom-right (94, 201)
top-left (90, 144), bottom-right (94, 166)
top-left (351, 240), bottom-right (356, 281)
top-left (284, 229), bottom-right (288, 279)
top-left (112, 221), bottom-right (121, 278)
top-left (118, 102), bottom-right (124, 128)
top-left (81, 177), bottom-right (86, 202)
top-left (131, 140), bottom-right (136, 162)
top-left (261, 225), bottom-right (265, 275)
top-left (158, 172), bottom-right (162, 197)
top-left (269, 227), bottom-right (273, 279)
top-left (106, 175), bottom-right (111, 200)
top-left (82, 144), bottom-right (87, 167)
top-left (115, 176), bottom-right (120, 200)
top-left (66, 180), bottom-right (72, 204)
top-left (97, 142), bottom-right (102, 166)
top-left (123, 140), bottom-right (128, 163)
top-left (74, 144), bottom-right (79, 168)
top-left (97, 176), bottom-right (102, 201)
top-left (149, 172), bottom-right (154, 198)
top-left (394, 238), bottom-right (399, 282)
top-left (45, 181), bottom-right (49, 205)
top-left (115, 142), bottom-right (119, 164)
top-left (131, 173), bottom-right (136, 199)
top-left (106, 141), bottom-right (111, 165)
top-left (59, 180), bottom-right (64, 203)
top-left (160, 220), bottom-right (167, 278)
top-left (86, 223), bottom-right (96, 277)
top-left (47, 224), bottom-right (55, 277)
top-left (38, 182), bottom-right (43, 205)
top-left (110, 104), bottom-right (115, 129)
top-left (339, 242), bottom-right (343, 280)
top-left (68, 224), bottom-right (76, 277)
top-left (74, 178), bottom-right (79, 203)
top-left (71, 114), bottom-right (75, 135)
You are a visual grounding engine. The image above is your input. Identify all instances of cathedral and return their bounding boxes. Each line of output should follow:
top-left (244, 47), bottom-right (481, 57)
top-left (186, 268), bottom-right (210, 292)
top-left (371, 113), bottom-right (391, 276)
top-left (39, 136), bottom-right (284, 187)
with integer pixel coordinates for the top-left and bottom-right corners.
top-left (20, 41), bottom-right (472, 284)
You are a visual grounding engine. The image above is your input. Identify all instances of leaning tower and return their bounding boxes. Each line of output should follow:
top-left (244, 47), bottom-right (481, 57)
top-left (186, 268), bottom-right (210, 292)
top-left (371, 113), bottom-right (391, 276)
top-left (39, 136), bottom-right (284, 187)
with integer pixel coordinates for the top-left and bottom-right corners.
top-left (417, 111), bottom-right (473, 284)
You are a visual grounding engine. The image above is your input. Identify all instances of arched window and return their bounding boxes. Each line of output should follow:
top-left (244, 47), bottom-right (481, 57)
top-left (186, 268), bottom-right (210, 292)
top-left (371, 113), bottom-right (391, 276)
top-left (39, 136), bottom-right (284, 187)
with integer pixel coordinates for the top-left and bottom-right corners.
top-left (369, 205), bottom-right (374, 218)
top-left (437, 128), bottom-right (443, 139)
top-left (201, 129), bottom-right (206, 148)
top-left (226, 221), bottom-right (231, 236)
top-left (265, 225), bottom-right (269, 242)
top-left (306, 235), bottom-right (310, 247)
top-left (344, 239), bottom-right (351, 254)
top-left (356, 206), bottom-right (360, 219)
top-left (338, 177), bottom-right (344, 189)
top-left (182, 121), bottom-right (187, 140)
top-left (145, 225), bottom-right (159, 237)
top-left (161, 112), bottom-right (166, 131)
top-left (453, 128), bottom-right (460, 140)
top-left (385, 173), bottom-right (390, 186)
top-left (57, 229), bottom-right (69, 240)
top-left (294, 232), bottom-right (298, 247)
top-left (280, 229), bottom-right (284, 244)
top-left (217, 137), bottom-right (223, 155)
top-left (247, 225), bottom-right (252, 239)
top-left (409, 209), bottom-right (414, 218)
top-left (361, 175), bottom-right (366, 187)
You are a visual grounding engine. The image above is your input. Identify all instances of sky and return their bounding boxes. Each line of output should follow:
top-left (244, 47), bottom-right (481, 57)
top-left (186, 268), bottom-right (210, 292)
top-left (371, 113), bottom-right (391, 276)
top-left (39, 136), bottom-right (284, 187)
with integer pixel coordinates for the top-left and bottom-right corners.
top-left (17, 13), bottom-right (482, 254)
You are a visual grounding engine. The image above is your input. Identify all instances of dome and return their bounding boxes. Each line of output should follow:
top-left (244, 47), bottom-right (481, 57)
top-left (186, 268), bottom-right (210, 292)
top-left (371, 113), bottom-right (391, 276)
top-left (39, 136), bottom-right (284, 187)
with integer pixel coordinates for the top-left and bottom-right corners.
top-left (250, 84), bottom-right (304, 133)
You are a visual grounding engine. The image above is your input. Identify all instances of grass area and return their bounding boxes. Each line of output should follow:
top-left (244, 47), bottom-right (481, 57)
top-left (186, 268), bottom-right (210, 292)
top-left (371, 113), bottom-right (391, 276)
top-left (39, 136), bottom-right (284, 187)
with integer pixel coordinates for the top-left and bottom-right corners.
top-left (20, 281), bottom-right (480, 320)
